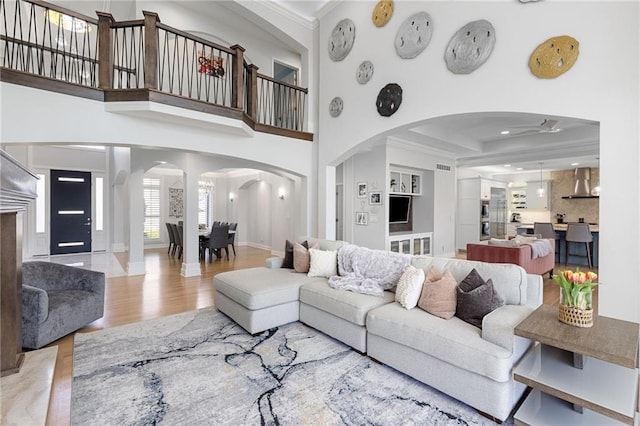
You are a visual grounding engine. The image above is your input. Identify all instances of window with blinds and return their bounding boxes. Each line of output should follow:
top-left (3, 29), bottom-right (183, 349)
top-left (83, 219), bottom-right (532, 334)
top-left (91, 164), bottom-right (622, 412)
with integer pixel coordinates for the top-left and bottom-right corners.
top-left (198, 180), bottom-right (214, 227)
top-left (144, 177), bottom-right (161, 240)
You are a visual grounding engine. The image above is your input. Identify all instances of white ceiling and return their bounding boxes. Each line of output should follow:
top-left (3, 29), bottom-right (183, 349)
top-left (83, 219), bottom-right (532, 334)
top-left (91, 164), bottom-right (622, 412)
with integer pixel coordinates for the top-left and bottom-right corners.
top-left (395, 112), bottom-right (600, 175)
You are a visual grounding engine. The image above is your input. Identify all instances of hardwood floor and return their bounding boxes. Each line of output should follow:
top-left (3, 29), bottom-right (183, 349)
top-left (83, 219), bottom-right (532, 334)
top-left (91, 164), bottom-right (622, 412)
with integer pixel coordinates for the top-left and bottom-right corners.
top-left (41, 247), bottom-right (596, 425)
top-left (43, 246), bottom-right (274, 426)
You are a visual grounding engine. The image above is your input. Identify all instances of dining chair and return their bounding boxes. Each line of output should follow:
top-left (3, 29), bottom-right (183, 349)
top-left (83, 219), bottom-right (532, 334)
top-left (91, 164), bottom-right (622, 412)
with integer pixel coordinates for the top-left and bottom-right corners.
top-left (227, 222), bottom-right (238, 257)
top-left (176, 224), bottom-right (185, 259)
top-left (206, 224), bottom-right (230, 261)
top-left (169, 223), bottom-right (180, 257)
top-left (166, 222), bottom-right (176, 255)
top-left (533, 222), bottom-right (560, 261)
top-left (565, 222), bottom-right (593, 268)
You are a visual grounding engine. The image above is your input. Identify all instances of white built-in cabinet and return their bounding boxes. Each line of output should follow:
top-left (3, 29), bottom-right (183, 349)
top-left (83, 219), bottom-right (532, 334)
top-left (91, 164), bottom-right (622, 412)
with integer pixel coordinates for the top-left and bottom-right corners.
top-left (389, 170), bottom-right (421, 195)
top-left (389, 232), bottom-right (433, 255)
top-left (456, 177), bottom-right (507, 250)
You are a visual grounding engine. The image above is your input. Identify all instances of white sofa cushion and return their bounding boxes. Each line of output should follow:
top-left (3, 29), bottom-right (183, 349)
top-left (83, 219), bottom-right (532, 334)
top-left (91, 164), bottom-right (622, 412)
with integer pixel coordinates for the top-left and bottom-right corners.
top-left (411, 256), bottom-right (527, 305)
top-left (300, 281), bottom-right (395, 326)
top-left (367, 302), bottom-right (515, 382)
top-left (214, 267), bottom-right (324, 310)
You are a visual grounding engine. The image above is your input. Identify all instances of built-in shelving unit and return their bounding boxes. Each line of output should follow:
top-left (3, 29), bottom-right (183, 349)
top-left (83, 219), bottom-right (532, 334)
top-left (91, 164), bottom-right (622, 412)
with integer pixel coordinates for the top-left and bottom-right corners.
top-left (390, 170), bottom-right (421, 195)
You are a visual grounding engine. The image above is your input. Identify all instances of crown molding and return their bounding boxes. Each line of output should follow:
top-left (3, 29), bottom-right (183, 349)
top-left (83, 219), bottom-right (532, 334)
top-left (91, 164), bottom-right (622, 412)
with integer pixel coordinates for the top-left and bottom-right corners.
top-left (258, 1), bottom-right (319, 31)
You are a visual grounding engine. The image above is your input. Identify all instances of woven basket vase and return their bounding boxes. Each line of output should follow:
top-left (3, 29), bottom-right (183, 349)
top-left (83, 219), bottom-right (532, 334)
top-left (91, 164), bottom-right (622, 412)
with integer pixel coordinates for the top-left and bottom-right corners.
top-left (558, 304), bottom-right (593, 328)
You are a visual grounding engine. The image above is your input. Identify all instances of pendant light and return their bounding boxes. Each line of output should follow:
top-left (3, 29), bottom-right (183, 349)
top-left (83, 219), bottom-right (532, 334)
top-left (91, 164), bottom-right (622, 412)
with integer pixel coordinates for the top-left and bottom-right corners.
top-left (536, 162), bottom-right (545, 197)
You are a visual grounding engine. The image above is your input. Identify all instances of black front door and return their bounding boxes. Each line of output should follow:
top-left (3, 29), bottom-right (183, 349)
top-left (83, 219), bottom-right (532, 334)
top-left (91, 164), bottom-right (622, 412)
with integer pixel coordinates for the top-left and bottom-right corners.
top-left (50, 170), bottom-right (92, 255)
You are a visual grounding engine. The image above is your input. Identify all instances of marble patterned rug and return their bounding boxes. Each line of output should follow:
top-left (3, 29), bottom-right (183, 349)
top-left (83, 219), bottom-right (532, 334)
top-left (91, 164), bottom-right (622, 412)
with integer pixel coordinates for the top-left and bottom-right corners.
top-left (72, 307), bottom-right (498, 425)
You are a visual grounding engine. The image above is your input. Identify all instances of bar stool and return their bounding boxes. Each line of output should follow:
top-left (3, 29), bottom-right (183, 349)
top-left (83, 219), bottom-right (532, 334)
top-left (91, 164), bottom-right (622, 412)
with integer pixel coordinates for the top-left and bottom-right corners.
top-left (565, 223), bottom-right (593, 268)
top-left (534, 222), bottom-right (560, 262)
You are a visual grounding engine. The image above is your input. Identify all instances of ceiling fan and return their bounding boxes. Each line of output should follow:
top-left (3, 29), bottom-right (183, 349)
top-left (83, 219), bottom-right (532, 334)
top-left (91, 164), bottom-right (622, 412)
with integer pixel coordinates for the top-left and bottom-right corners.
top-left (506, 119), bottom-right (562, 136)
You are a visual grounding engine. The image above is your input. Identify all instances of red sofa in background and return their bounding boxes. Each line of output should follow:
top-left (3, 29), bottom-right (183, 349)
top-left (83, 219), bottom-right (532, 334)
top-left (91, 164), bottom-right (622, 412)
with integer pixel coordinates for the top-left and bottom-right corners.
top-left (466, 239), bottom-right (555, 278)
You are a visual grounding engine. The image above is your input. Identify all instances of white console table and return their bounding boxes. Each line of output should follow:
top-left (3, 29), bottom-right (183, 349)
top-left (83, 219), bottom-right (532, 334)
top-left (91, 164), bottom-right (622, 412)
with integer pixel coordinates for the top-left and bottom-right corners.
top-left (389, 232), bottom-right (432, 256)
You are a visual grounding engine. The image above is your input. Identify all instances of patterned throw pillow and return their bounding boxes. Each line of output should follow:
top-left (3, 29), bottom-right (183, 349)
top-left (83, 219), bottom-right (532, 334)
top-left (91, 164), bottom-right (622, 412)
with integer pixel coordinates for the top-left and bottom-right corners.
top-left (418, 267), bottom-right (458, 319)
top-left (455, 268), bottom-right (505, 328)
top-left (308, 248), bottom-right (338, 278)
top-left (395, 265), bottom-right (426, 310)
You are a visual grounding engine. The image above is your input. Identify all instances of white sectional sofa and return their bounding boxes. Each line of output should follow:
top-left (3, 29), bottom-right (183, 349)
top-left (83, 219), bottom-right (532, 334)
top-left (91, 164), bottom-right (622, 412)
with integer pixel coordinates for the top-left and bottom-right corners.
top-left (213, 239), bottom-right (542, 421)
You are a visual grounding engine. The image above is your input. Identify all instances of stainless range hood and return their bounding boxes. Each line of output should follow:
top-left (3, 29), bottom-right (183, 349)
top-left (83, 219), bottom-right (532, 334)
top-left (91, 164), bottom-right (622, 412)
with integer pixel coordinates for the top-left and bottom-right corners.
top-left (562, 167), bottom-right (599, 199)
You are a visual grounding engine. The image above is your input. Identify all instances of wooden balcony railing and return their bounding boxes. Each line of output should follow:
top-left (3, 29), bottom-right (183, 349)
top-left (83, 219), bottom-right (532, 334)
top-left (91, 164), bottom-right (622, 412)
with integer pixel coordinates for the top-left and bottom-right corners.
top-left (0, 0), bottom-right (312, 140)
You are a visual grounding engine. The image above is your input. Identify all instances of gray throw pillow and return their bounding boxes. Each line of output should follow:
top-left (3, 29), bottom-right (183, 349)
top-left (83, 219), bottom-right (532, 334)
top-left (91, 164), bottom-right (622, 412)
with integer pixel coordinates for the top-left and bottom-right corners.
top-left (281, 240), bottom-right (308, 269)
top-left (455, 269), bottom-right (504, 328)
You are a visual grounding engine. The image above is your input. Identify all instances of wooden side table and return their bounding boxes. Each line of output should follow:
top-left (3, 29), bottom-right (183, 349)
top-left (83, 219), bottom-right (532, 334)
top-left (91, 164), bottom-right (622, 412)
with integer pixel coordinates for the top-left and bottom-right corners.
top-left (513, 305), bottom-right (638, 425)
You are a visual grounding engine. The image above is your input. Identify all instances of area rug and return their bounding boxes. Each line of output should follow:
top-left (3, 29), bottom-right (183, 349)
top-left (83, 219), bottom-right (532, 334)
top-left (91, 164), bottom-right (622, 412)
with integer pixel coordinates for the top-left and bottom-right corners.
top-left (72, 307), bottom-right (497, 425)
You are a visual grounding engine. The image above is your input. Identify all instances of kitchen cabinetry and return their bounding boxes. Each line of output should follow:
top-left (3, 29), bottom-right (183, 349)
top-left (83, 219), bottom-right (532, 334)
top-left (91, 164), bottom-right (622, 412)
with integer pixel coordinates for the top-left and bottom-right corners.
top-left (525, 180), bottom-right (550, 210)
top-left (390, 169), bottom-right (421, 195)
top-left (456, 178), bottom-right (508, 250)
top-left (389, 232), bottom-right (432, 255)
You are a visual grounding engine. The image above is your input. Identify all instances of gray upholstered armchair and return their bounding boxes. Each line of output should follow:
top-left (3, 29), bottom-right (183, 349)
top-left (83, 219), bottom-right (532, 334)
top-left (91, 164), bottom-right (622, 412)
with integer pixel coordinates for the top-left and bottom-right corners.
top-left (22, 261), bottom-right (105, 349)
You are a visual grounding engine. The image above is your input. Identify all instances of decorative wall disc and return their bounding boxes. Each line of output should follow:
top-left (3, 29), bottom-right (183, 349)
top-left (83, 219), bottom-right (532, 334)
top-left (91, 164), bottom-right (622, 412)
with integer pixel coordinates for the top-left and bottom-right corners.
top-left (529, 35), bottom-right (579, 79)
top-left (376, 83), bottom-right (402, 117)
top-left (356, 61), bottom-right (374, 84)
top-left (394, 12), bottom-right (433, 59)
top-left (372, 0), bottom-right (393, 28)
top-left (444, 20), bottom-right (496, 74)
top-left (329, 97), bottom-right (344, 117)
top-left (328, 18), bottom-right (356, 62)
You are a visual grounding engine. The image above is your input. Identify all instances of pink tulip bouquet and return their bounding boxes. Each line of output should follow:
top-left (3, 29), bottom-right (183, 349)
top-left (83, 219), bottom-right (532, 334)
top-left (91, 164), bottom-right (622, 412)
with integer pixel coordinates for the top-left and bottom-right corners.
top-left (553, 269), bottom-right (598, 310)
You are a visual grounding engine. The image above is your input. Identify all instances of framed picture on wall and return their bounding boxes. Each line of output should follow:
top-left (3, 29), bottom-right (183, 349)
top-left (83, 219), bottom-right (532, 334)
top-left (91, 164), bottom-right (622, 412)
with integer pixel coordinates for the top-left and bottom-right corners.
top-left (357, 182), bottom-right (367, 198)
top-left (369, 191), bottom-right (382, 205)
top-left (356, 211), bottom-right (368, 225)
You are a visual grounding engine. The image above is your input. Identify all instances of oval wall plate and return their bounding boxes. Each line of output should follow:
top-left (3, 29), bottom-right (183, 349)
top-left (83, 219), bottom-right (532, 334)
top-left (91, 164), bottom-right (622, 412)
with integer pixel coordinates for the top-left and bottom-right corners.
top-left (329, 97), bottom-right (344, 117)
top-left (372, 0), bottom-right (393, 28)
top-left (328, 18), bottom-right (356, 62)
top-left (376, 83), bottom-right (402, 117)
top-left (529, 35), bottom-right (579, 78)
top-left (394, 12), bottom-right (433, 59)
top-left (444, 19), bottom-right (496, 74)
top-left (356, 61), bottom-right (374, 84)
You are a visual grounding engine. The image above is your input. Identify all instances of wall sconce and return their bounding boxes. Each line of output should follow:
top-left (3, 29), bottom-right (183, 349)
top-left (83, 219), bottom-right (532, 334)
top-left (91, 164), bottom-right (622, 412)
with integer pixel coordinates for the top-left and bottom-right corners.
top-left (229, 192), bottom-right (234, 203)
top-left (278, 188), bottom-right (286, 200)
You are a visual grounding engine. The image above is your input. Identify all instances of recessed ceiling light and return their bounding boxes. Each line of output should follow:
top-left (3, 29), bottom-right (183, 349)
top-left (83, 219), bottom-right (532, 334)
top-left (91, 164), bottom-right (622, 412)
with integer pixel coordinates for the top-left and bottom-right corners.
top-left (500, 130), bottom-right (510, 135)
top-left (504, 164), bottom-right (511, 167)
top-left (516, 167), bottom-right (524, 171)
top-left (571, 162), bottom-right (579, 166)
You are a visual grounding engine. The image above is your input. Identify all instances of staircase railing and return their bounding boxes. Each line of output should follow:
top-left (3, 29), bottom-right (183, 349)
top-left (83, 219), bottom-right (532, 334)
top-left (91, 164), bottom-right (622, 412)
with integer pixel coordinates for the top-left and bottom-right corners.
top-left (0, 0), bottom-right (310, 137)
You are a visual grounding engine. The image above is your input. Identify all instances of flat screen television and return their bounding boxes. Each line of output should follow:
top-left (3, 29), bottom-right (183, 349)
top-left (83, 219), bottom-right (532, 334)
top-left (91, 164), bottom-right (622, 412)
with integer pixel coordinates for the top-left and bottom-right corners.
top-left (389, 195), bottom-right (411, 223)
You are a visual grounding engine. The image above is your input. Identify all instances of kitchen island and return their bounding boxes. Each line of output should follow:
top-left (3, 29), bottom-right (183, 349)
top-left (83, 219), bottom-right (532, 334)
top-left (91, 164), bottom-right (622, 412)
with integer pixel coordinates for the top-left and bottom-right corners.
top-left (516, 223), bottom-right (599, 268)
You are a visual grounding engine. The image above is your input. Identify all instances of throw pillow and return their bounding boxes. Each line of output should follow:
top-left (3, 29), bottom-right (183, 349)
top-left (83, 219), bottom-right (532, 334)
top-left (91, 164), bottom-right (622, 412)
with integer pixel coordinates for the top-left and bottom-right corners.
top-left (514, 234), bottom-right (539, 244)
top-left (293, 241), bottom-right (318, 273)
top-left (308, 248), bottom-right (338, 278)
top-left (281, 240), bottom-right (308, 269)
top-left (418, 268), bottom-right (458, 319)
top-left (395, 265), bottom-right (426, 309)
top-left (455, 269), bottom-right (505, 328)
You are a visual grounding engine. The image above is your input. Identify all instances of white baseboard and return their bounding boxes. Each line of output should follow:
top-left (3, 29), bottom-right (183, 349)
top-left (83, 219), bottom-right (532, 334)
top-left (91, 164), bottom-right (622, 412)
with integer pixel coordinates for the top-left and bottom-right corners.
top-left (112, 243), bottom-right (128, 253)
top-left (181, 262), bottom-right (202, 277)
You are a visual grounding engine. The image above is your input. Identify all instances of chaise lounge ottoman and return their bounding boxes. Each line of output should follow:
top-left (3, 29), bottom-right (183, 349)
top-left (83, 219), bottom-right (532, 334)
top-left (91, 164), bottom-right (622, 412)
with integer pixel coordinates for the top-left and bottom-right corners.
top-left (214, 265), bottom-right (326, 334)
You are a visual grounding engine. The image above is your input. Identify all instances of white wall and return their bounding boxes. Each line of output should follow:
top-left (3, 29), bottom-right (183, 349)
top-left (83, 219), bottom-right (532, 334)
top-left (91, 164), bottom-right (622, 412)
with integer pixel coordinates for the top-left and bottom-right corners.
top-left (136, 1), bottom-right (302, 76)
top-left (317, 1), bottom-right (639, 323)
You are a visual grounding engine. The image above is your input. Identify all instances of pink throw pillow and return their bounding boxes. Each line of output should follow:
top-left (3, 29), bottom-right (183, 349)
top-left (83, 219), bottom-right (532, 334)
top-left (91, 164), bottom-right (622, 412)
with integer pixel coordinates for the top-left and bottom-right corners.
top-left (418, 267), bottom-right (458, 320)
